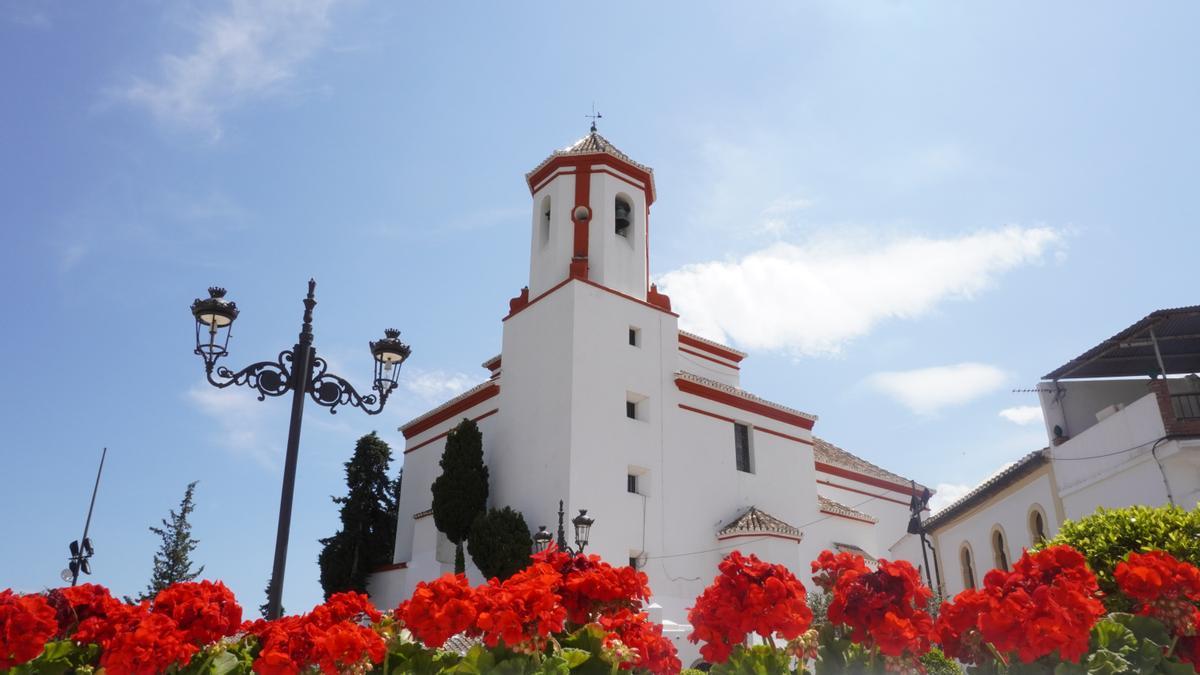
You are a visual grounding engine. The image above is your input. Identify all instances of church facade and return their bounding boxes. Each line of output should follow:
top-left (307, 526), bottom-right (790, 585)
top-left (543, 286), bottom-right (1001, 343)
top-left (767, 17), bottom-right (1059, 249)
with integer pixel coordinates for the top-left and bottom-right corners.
top-left (369, 131), bottom-right (929, 661)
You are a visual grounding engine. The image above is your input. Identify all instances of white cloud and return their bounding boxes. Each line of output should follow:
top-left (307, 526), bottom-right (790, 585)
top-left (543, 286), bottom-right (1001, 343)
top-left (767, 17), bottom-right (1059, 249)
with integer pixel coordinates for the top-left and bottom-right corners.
top-left (119, 0), bottom-right (338, 138)
top-left (928, 482), bottom-right (973, 514)
top-left (186, 384), bottom-right (278, 469)
top-left (867, 362), bottom-right (1008, 415)
top-left (403, 369), bottom-right (478, 405)
top-left (657, 225), bottom-right (1063, 356)
top-left (999, 405), bottom-right (1044, 426)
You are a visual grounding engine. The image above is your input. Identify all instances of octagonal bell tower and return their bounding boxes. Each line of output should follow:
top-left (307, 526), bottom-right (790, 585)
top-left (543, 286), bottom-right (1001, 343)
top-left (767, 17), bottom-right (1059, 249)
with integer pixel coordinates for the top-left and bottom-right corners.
top-left (523, 127), bottom-right (656, 300)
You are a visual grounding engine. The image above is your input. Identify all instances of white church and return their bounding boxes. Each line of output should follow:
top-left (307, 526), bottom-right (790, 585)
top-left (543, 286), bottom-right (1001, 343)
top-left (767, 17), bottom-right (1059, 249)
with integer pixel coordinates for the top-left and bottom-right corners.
top-left (368, 130), bottom-right (931, 660)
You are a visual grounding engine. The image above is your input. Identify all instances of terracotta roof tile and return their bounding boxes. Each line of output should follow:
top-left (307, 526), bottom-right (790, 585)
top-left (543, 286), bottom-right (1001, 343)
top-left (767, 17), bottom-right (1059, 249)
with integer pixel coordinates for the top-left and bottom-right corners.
top-left (923, 449), bottom-right (1048, 529)
top-left (813, 436), bottom-right (925, 491)
top-left (526, 131), bottom-right (654, 186)
top-left (717, 506), bottom-right (803, 541)
top-left (819, 495), bottom-right (877, 523)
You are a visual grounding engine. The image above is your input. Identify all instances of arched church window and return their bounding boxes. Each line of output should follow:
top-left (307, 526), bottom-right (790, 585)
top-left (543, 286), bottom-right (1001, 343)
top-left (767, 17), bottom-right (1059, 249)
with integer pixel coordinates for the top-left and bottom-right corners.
top-left (540, 196), bottom-right (552, 246)
top-left (1029, 507), bottom-right (1047, 545)
top-left (614, 196), bottom-right (632, 238)
top-left (992, 528), bottom-right (1009, 571)
top-left (961, 544), bottom-right (976, 589)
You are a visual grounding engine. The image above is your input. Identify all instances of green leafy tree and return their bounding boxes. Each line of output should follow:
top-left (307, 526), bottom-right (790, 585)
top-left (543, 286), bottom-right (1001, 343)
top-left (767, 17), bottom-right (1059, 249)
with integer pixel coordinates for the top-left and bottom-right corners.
top-left (1041, 504), bottom-right (1200, 611)
top-left (143, 481), bottom-right (204, 599)
top-left (431, 418), bottom-right (489, 574)
top-left (468, 507), bottom-right (533, 581)
top-left (318, 432), bottom-right (400, 598)
top-left (259, 574), bottom-right (282, 618)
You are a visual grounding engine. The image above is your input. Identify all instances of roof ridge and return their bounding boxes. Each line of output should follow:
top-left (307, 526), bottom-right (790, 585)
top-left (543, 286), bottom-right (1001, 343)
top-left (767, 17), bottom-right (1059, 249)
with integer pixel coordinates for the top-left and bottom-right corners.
top-left (678, 329), bottom-right (748, 358)
top-left (399, 379), bottom-right (496, 432)
top-left (813, 436), bottom-right (925, 491)
top-left (717, 506), bottom-right (802, 539)
top-left (675, 371), bottom-right (817, 422)
top-left (923, 449), bottom-right (1048, 528)
top-left (525, 132), bottom-right (653, 184)
top-left (818, 495), bottom-right (878, 523)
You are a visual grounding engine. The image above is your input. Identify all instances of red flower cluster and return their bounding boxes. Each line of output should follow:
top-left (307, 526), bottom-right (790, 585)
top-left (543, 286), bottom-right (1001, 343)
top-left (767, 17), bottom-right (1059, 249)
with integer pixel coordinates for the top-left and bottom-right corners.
top-left (1115, 550), bottom-right (1200, 636)
top-left (0, 589), bottom-right (57, 669)
top-left (399, 551), bottom-right (675, 670)
top-left (812, 549), bottom-right (870, 592)
top-left (101, 607), bottom-right (199, 675)
top-left (688, 551), bottom-right (813, 664)
top-left (46, 582), bottom-right (123, 643)
top-left (247, 591), bottom-right (385, 675)
top-left (600, 608), bottom-right (682, 674)
top-left (819, 553), bottom-right (933, 660)
top-left (152, 580), bottom-right (242, 647)
top-left (537, 549), bottom-right (651, 624)
top-left (934, 545), bottom-right (1105, 664)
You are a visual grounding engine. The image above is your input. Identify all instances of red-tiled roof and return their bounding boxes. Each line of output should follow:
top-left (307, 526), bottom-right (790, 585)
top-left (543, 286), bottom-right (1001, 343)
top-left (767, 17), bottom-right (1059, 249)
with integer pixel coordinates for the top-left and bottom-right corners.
top-left (819, 495), bottom-right (877, 523)
top-left (922, 449), bottom-right (1048, 529)
top-left (813, 437), bottom-right (926, 492)
top-left (718, 506), bottom-right (803, 540)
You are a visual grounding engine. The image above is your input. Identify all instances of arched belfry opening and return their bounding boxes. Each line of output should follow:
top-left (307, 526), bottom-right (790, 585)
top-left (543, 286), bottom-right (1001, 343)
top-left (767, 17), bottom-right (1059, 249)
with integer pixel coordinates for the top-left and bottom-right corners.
top-left (614, 196), bottom-right (632, 238)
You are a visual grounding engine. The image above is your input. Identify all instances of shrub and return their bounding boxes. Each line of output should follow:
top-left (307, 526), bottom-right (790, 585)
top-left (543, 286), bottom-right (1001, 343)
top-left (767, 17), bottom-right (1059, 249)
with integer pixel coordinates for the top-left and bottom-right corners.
top-left (1041, 504), bottom-right (1200, 611)
top-left (920, 646), bottom-right (963, 675)
top-left (467, 506), bottom-right (533, 581)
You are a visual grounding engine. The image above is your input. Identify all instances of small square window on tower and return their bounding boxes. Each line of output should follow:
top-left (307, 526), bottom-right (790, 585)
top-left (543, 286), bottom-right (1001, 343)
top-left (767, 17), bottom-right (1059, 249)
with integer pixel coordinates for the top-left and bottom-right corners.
top-left (625, 392), bottom-right (647, 421)
top-left (627, 473), bottom-right (638, 494)
top-left (628, 326), bottom-right (641, 347)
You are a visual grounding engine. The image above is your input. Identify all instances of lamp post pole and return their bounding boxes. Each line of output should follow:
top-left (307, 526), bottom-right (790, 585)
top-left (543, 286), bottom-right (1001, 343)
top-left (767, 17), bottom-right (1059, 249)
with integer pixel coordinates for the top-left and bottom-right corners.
top-left (191, 279), bottom-right (411, 619)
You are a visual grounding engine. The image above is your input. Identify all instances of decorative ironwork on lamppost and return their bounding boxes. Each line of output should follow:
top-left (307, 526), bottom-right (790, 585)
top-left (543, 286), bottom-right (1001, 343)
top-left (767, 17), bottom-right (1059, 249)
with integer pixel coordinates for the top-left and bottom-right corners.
top-left (543, 500), bottom-right (595, 556)
top-left (906, 480), bottom-right (941, 592)
top-left (62, 447), bottom-right (107, 586)
top-left (190, 280), bottom-right (411, 619)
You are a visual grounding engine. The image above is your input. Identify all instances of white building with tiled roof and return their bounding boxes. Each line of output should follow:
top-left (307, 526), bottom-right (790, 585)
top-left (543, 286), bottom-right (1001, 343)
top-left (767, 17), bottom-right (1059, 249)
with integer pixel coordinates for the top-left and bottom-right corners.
top-left (370, 131), bottom-right (927, 666)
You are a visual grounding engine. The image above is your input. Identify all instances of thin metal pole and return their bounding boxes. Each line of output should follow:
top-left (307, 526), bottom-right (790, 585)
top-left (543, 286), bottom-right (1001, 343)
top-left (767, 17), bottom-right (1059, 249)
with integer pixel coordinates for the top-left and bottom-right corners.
top-left (266, 280), bottom-right (317, 620)
top-left (918, 530), bottom-right (933, 590)
top-left (72, 447), bottom-right (107, 587)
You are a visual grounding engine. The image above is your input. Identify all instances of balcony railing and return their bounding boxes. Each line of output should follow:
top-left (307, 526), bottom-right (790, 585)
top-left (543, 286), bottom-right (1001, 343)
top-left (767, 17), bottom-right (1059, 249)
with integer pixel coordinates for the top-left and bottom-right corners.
top-left (1172, 393), bottom-right (1200, 420)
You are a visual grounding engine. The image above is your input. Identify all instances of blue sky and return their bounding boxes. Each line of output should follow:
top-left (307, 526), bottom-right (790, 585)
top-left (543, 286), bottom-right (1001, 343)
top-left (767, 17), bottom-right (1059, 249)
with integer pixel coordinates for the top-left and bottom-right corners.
top-left (2, 1), bottom-right (1197, 613)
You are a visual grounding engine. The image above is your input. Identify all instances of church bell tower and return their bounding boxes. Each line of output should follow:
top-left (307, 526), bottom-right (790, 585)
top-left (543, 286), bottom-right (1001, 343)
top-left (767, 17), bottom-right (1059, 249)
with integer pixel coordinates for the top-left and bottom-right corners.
top-left (523, 126), bottom-right (656, 300)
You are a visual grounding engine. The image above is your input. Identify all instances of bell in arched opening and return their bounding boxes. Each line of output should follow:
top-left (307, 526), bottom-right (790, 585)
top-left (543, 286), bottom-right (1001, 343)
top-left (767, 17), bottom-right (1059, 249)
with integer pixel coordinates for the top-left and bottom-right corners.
top-left (614, 197), bottom-right (632, 237)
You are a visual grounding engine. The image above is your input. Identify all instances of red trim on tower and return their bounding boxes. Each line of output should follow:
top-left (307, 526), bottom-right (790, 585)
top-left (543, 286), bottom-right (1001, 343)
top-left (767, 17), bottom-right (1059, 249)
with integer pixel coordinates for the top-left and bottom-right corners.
top-left (405, 408), bottom-right (500, 453)
top-left (401, 386), bottom-right (500, 439)
top-left (528, 155), bottom-right (655, 205)
top-left (504, 277), bottom-right (678, 322)
top-left (679, 347), bottom-right (740, 370)
top-left (571, 159), bottom-right (592, 278)
top-left (716, 532), bottom-right (804, 543)
top-left (677, 404), bottom-right (814, 445)
top-left (814, 462), bottom-right (923, 497)
top-left (374, 561), bottom-right (408, 572)
top-left (674, 378), bottom-right (816, 430)
top-left (678, 334), bottom-right (745, 364)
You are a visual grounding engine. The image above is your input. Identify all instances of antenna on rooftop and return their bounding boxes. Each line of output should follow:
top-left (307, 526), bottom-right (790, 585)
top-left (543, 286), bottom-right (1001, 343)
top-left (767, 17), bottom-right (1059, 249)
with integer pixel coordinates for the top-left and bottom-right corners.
top-left (585, 103), bottom-right (602, 133)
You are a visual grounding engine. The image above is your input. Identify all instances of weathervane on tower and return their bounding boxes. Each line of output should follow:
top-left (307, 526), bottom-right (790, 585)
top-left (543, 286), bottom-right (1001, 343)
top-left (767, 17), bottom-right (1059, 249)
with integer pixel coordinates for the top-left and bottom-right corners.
top-left (585, 104), bottom-right (602, 133)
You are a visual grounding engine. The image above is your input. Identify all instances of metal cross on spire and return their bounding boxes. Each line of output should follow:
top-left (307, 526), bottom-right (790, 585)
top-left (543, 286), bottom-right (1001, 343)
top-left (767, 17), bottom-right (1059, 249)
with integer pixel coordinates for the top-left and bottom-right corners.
top-left (585, 104), bottom-right (602, 133)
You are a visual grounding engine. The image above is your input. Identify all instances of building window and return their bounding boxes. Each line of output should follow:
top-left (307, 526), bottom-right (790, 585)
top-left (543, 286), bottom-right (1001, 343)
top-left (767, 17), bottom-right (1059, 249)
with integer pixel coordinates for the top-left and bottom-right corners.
top-left (615, 196), bottom-right (632, 238)
top-left (629, 553), bottom-right (643, 570)
top-left (734, 423), bottom-right (752, 473)
top-left (540, 196), bottom-right (551, 246)
top-left (992, 528), bottom-right (1009, 571)
top-left (626, 392), bottom-right (646, 421)
top-left (961, 545), bottom-right (976, 589)
top-left (626, 401), bottom-right (637, 419)
top-left (1029, 507), bottom-right (1047, 545)
top-left (627, 473), bottom-right (639, 494)
top-left (628, 326), bottom-right (640, 347)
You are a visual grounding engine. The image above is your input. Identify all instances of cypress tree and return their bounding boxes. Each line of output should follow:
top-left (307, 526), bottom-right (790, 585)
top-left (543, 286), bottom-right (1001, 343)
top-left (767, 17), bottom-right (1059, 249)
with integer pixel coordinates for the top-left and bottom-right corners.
top-left (143, 481), bottom-right (204, 599)
top-left (468, 507), bottom-right (533, 581)
top-left (431, 418), bottom-right (489, 574)
top-left (318, 432), bottom-right (399, 598)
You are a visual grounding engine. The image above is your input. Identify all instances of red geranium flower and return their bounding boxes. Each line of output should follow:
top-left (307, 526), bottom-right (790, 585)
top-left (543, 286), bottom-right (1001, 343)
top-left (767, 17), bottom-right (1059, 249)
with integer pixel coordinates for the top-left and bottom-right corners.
top-left (823, 554), bottom-right (933, 660)
top-left (0, 589), bottom-right (58, 669)
top-left (688, 551), bottom-right (812, 664)
top-left (475, 561), bottom-right (567, 652)
top-left (811, 549), bottom-right (870, 593)
top-left (45, 582), bottom-right (123, 642)
top-left (397, 574), bottom-right (480, 648)
top-left (100, 607), bottom-right (198, 675)
top-left (934, 545), bottom-right (1104, 665)
top-left (533, 548), bottom-right (651, 624)
top-left (1116, 550), bottom-right (1200, 636)
top-left (600, 608), bottom-right (681, 674)
top-left (152, 580), bottom-right (242, 646)
top-left (250, 593), bottom-right (386, 675)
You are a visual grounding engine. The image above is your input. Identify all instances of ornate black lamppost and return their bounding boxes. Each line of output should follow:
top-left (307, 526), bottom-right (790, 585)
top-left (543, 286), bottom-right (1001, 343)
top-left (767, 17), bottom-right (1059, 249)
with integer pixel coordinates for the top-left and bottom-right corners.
top-left (532, 500), bottom-right (595, 555)
top-left (190, 280), bottom-right (410, 619)
top-left (906, 481), bottom-right (941, 592)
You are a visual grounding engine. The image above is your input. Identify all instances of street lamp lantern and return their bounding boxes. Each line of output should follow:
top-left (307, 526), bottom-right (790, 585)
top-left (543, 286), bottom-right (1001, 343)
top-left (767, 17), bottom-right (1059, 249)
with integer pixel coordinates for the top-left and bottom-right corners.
top-left (370, 328), bottom-right (411, 394)
top-left (189, 279), bottom-right (410, 619)
top-left (532, 525), bottom-right (553, 554)
top-left (191, 287), bottom-right (239, 364)
top-left (571, 509), bottom-right (594, 553)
